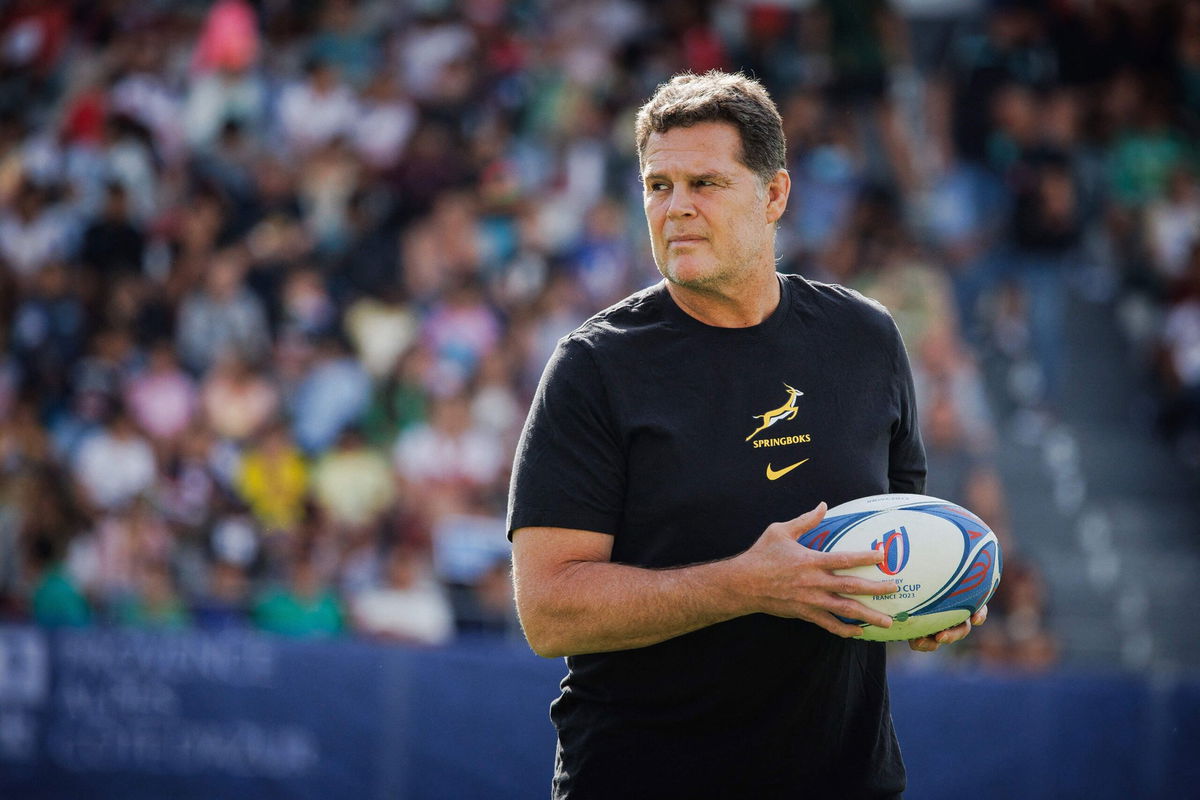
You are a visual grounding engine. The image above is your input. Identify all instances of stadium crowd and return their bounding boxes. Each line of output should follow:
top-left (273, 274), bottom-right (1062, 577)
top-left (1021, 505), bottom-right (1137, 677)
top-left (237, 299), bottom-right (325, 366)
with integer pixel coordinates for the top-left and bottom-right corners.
top-left (0, 0), bottom-right (1196, 670)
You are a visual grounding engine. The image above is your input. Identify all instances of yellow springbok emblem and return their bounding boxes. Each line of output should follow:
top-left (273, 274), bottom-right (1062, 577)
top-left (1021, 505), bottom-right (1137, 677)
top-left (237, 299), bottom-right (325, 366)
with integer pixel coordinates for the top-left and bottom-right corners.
top-left (745, 383), bottom-right (804, 441)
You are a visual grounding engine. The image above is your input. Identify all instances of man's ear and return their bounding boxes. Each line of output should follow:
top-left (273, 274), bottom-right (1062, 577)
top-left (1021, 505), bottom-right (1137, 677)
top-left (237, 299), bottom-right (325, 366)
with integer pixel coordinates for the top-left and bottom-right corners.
top-left (764, 169), bottom-right (790, 225)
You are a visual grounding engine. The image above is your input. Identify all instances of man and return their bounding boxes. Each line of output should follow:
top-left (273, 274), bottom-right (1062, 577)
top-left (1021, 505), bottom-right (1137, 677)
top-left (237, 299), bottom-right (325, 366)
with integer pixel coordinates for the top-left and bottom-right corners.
top-left (508, 71), bottom-right (985, 799)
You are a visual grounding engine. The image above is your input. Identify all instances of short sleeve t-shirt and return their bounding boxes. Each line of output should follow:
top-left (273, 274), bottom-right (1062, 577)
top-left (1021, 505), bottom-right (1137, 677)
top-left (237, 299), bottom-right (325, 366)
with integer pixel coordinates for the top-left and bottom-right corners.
top-left (508, 274), bottom-right (925, 799)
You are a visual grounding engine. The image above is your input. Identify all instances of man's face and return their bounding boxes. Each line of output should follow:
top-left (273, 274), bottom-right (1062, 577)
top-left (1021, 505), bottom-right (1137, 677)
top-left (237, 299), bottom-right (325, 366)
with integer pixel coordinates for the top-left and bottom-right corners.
top-left (641, 121), bottom-right (788, 295)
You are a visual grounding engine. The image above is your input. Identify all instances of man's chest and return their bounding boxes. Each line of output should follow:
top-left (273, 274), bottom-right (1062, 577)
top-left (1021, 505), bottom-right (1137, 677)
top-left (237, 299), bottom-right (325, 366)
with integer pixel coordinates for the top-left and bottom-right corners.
top-left (607, 338), bottom-right (899, 565)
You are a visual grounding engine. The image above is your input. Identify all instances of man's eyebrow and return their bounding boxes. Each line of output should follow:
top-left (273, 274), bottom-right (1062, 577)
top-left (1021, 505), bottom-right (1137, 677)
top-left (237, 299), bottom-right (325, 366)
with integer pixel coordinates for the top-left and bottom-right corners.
top-left (641, 171), bottom-right (731, 183)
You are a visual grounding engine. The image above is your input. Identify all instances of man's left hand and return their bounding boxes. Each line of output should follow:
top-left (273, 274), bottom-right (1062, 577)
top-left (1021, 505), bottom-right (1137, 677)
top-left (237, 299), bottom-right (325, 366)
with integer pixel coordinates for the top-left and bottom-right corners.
top-left (908, 605), bottom-right (988, 652)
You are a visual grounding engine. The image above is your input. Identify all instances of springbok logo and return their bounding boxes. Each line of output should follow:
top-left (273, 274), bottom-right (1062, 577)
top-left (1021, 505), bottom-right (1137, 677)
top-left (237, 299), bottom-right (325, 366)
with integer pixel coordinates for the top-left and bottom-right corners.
top-left (872, 527), bottom-right (911, 576)
top-left (746, 383), bottom-right (805, 441)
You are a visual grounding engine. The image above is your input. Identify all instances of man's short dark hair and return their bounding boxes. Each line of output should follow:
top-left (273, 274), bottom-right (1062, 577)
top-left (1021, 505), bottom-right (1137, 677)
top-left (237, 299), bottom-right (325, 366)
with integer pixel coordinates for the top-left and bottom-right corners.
top-left (635, 71), bottom-right (786, 186)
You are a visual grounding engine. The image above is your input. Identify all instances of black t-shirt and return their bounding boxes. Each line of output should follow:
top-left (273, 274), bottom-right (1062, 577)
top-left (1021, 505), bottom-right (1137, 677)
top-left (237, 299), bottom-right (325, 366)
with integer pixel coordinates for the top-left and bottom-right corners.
top-left (508, 274), bottom-right (925, 800)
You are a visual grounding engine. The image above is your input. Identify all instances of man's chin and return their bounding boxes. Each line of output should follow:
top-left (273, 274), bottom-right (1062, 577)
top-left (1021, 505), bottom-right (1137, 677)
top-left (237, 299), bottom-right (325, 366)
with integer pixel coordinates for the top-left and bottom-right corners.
top-left (660, 259), bottom-right (720, 289)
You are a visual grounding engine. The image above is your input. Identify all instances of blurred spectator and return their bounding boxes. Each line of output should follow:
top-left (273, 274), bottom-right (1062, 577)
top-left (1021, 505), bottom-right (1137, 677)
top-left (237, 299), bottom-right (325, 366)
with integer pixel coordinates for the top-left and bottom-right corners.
top-left (68, 496), bottom-right (172, 608)
top-left (1107, 83), bottom-right (1192, 212)
top-left (185, 0), bottom-right (263, 149)
top-left (108, 34), bottom-right (186, 168)
top-left (253, 547), bottom-right (345, 637)
top-left (1146, 168), bottom-right (1200, 285)
top-left (124, 340), bottom-right (198, 451)
top-left (71, 404), bottom-right (156, 513)
top-left (344, 293), bottom-right (417, 380)
top-left (350, 544), bottom-right (454, 646)
top-left (0, 181), bottom-right (72, 284)
top-left (290, 334), bottom-right (371, 454)
top-left (298, 137), bottom-right (360, 253)
top-left (395, 12), bottom-right (476, 103)
top-left (393, 392), bottom-right (505, 517)
top-left (387, 120), bottom-right (472, 223)
top-left (209, 510), bottom-right (263, 578)
top-left (192, 0), bottom-right (259, 75)
top-left (0, 397), bottom-right (50, 475)
top-left (569, 196), bottom-right (635, 307)
top-left (310, 427), bottom-right (394, 531)
top-left (277, 59), bottom-right (359, 157)
top-left (331, 189), bottom-right (405, 302)
top-left (280, 267), bottom-right (338, 340)
top-left (242, 157), bottom-right (310, 265)
top-left (10, 260), bottom-right (85, 402)
top-left (235, 422), bottom-right (309, 534)
top-left (28, 532), bottom-right (89, 628)
top-left (421, 275), bottom-right (501, 391)
top-left (361, 346), bottom-right (429, 448)
top-left (470, 349), bottom-right (524, 449)
top-left (352, 72), bottom-right (417, 172)
top-left (1158, 243), bottom-right (1200, 461)
top-left (176, 249), bottom-right (272, 374)
top-left (309, 0), bottom-right (380, 90)
top-left (156, 423), bottom-right (221, 532)
top-left (79, 182), bottom-right (144, 285)
top-left (200, 354), bottom-right (280, 443)
top-left (100, 114), bottom-right (161, 224)
top-left (112, 560), bottom-right (190, 630)
top-left (184, 67), bottom-right (266, 154)
top-left (0, 1), bottom-right (70, 101)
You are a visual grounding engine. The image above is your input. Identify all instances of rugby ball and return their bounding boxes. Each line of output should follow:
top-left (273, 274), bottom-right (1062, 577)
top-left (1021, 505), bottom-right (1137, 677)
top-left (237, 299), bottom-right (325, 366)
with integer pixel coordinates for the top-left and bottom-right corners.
top-left (797, 493), bottom-right (1002, 642)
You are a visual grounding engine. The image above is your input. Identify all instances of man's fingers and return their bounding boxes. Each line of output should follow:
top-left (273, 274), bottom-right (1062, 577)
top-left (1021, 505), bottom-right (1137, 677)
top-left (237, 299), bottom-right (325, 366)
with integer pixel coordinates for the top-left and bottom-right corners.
top-left (825, 574), bottom-right (899, 598)
top-left (910, 614), bottom-right (979, 652)
top-left (823, 594), bottom-right (893, 630)
top-left (779, 502), bottom-right (827, 534)
top-left (970, 604), bottom-right (988, 627)
top-left (810, 610), bottom-right (866, 639)
top-left (934, 618), bottom-right (971, 644)
top-left (815, 547), bottom-right (889, 570)
top-left (909, 636), bottom-right (938, 652)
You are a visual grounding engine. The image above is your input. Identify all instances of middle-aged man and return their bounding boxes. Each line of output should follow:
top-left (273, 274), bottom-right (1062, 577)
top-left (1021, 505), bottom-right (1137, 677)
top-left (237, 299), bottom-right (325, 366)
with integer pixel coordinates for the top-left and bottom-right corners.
top-left (508, 71), bottom-right (986, 800)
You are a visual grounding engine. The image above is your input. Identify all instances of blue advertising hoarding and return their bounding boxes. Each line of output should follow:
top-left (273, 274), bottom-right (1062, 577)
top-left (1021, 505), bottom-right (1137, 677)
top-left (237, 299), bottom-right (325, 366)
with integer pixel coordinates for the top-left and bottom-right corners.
top-left (0, 625), bottom-right (1195, 799)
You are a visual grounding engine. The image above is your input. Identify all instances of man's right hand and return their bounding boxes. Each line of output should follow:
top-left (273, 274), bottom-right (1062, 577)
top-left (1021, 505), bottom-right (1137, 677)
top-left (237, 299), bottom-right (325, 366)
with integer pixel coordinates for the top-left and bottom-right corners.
top-left (731, 502), bottom-right (898, 637)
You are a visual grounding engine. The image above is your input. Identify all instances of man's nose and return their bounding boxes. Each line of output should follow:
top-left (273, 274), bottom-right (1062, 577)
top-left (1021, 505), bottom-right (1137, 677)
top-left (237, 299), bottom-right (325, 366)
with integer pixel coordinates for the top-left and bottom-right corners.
top-left (666, 186), bottom-right (696, 218)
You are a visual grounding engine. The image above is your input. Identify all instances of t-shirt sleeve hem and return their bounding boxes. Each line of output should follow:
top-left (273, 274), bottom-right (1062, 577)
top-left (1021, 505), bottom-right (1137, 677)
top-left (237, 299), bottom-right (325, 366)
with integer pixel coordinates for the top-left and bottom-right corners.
top-left (507, 509), bottom-right (619, 541)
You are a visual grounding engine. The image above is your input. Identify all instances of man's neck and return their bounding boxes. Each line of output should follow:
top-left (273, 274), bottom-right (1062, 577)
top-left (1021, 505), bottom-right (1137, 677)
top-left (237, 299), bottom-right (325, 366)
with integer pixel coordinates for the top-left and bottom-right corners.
top-left (665, 270), bottom-right (781, 328)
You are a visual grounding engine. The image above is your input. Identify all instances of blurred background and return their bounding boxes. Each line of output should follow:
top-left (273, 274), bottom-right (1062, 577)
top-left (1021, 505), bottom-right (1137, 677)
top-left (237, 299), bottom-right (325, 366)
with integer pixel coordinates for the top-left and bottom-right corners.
top-left (0, 0), bottom-right (1196, 797)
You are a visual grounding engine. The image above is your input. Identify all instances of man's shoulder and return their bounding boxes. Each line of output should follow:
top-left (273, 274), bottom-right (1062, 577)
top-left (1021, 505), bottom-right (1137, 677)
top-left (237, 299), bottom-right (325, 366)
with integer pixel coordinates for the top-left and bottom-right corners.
top-left (564, 282), bottom-right (670, 351)
top-left (784, 274), bottom-right (896, 331)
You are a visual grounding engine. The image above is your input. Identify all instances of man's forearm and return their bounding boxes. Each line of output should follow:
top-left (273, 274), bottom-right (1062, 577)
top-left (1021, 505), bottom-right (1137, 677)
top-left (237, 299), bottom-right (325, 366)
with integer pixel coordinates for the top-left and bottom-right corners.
top-left (515, 556), bottom-right (749, 658)
top-left (511, 509), bottom-right (895, 657)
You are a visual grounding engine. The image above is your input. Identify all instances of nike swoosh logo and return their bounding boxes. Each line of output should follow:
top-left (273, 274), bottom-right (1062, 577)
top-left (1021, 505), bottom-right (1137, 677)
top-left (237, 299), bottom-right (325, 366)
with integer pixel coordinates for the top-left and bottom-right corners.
top-left (765, 459), bottom-right (809, 480)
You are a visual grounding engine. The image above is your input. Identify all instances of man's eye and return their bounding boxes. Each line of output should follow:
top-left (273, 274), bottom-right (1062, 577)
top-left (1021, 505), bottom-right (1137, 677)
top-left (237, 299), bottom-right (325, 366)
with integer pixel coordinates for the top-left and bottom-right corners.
top-left (647, 182), bottom-right (668, 191)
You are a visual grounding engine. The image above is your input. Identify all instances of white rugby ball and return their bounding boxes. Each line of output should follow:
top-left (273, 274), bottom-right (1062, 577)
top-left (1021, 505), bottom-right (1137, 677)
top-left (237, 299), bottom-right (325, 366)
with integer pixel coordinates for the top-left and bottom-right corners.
top-left (797, 493), bottom-right (1002, 642)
